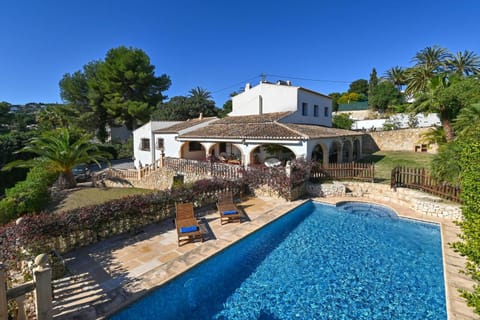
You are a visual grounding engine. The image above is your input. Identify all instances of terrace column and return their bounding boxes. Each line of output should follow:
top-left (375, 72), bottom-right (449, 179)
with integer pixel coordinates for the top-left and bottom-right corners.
top-left (33, 254), bottom-right (52, 320)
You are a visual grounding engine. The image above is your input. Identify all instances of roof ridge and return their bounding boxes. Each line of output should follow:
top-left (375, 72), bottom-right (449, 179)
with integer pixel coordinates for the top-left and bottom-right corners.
top-left (275, 121), bottom-right (309, 139)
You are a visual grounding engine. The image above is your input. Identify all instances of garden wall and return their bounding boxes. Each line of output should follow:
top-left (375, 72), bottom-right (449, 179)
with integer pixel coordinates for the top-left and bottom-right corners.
top-left (362, 127), bottom-right (438, 154)
top-left (306, 181), bottom-right (461, 220)
top-left (100, 168), bottom-right (212, 190)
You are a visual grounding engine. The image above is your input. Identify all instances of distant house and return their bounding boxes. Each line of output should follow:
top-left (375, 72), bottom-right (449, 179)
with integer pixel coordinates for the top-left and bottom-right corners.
top-left (133, 81), bottom-right (364, 168)
top-left (336, 101), bottom-right (370, 120)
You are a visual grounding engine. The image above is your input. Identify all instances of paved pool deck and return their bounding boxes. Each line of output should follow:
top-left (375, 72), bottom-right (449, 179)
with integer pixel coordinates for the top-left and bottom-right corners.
top-left (52, 196), bottom-right (477, 320)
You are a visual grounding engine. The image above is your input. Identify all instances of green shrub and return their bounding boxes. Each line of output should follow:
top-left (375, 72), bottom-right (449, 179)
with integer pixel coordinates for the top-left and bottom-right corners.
top-left (0, 165), bottom-right (57, 224)
top-left (453, 139), bottom-right (480, 314)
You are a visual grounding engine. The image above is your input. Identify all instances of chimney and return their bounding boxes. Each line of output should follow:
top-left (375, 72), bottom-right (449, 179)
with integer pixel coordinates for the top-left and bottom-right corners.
top-left (245, 83), bottom-right (251, 90)
top-left (198, 112), bottom-right (203, 120)
top-left (286, 80), bottom-right (292, 86)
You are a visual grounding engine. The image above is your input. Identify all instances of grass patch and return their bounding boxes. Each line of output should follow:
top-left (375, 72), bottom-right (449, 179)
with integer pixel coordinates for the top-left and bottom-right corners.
top-left (359, 151), bottom-right (434, 183)
top-left (51, 187), bottom-right (155, 212)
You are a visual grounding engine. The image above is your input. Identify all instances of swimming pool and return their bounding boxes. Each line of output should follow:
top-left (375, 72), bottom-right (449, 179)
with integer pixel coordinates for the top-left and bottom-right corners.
top-left (111, 201), bottom-right (446, 319)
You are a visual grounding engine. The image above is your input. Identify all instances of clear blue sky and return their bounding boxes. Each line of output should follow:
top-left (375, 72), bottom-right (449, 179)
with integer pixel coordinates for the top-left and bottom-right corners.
top-left (1, 0), bottom-right (479, 107)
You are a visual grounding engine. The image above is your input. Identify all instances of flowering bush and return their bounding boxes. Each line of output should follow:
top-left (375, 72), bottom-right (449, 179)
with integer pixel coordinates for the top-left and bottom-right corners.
top-left (0, 178), bottom-right (245, 272)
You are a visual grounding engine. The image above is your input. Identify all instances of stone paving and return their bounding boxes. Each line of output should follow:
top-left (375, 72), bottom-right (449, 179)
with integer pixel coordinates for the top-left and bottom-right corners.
top-left (52, 196), bottom-right (478, 320)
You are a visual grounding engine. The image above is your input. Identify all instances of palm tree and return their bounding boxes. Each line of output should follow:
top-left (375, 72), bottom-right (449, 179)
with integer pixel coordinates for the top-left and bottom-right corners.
top-left (410, 74), bottom-right (457, 141)
top-left (187, 87), bottom-right (218, 117)
top-left (412, 45), bottom-right (451, 71)
top-left (447, 50), bottom-right (480, 76)
top-left (454, 103), bottom-right (480, 137)
top-left (3, 128), bottom-right (110, 189)
top-left (405, 65), bottom-right (436, 95)
top-left (384, 66), bottom-right (407, 90)
top-left (419, 126), bottom-right (446, 145)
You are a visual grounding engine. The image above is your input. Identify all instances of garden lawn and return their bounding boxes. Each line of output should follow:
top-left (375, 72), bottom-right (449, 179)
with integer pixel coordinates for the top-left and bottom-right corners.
top-left (52, 187), bottom-right (155, 212)
top-left (358, 151), bottom-right (434, 183)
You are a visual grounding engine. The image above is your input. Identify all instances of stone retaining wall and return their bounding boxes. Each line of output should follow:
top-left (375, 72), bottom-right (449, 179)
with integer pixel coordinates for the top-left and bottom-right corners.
top-left (362, 127), bottom-right (438, 154)
top-left (306, 181), bottom-right (461, 220)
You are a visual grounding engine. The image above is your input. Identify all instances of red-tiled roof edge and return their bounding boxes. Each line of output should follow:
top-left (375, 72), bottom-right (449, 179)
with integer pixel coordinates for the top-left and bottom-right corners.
top-left (153, 117), bottom-right (218, 133)
top-left (274, 121), bottom-right (309, 139)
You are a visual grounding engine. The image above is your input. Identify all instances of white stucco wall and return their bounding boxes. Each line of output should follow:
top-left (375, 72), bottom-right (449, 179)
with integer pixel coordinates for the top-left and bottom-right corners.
top-left (280, 89), bottom-right (332, 127)
top-left (351, 113), bottom-right (441, 130)
top-left (133, 121), bottom-right (181, 168)
top-left (230, 82), bottom-right (298, 116)
top-left (231, 82), bottom-right (332, 126)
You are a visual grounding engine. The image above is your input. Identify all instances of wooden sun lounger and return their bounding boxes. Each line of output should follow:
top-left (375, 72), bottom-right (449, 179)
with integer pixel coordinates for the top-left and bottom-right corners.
top-left (217, 191), bottom-right (242, 225)
top-left (175, 203), bottom-right (203, 246)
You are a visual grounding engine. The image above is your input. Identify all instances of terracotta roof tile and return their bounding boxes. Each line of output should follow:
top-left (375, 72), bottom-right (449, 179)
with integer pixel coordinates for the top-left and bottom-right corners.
top-left (170, 112), bottom-right (362, 141)
top-left (179, 122), bottom-right (303, 140)
top-left (214, 112), bottom-right (292, 124)
top-left (153, 117), bottom-right (216, 133)
top-left (282, 124), bottom-right (362, 138)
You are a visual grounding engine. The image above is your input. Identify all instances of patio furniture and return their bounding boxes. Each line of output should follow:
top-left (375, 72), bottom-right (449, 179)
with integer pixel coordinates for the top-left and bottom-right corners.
top-left (217, 191), bottom-right (242, 225)
top-left (175, 202), bottom-right (203, 246)
top-left (264, 157), bottom-right (281, 167)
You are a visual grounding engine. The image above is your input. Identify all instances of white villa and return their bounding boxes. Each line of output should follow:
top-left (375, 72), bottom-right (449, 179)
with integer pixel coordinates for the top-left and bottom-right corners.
top-left (133, 80), bottom-right (364, 168)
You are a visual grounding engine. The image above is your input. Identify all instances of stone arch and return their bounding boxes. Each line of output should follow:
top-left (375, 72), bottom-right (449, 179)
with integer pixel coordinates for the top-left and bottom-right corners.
top-left (311, 143), bottom-right (327, 165)
top-left (180, 141), bottom-right (207, 160)
top-left (342, 139), bottom-right (353, 163)
top-left (329, 140), bottom-right (342, 163)
top-left (250, 144), bottom-right (295, 166)
top-left (206, 142), bottom-right (243, 163)
top-left (353, 138), bottom-right (361, 161)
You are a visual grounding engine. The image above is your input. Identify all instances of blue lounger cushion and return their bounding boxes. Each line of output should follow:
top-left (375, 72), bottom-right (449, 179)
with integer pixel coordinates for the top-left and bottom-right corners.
top-left (180, 225), bottom-right (199, 233)
top-left (223, 210), bottom-right (238, 215)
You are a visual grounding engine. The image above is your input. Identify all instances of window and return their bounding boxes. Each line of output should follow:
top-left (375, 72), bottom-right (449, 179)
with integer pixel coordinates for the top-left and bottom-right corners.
top-left (302, 102), bottom-right (308, 116)
top-left (313, 105), bottom-right (319, 117)
top-left (189, 141), bottom-right (202, 151)
top-left (140, 138), bottom-right (150, 151)
top-left (156, 138), bottom-right (164, 150)
top-left (219, 142), bottom-right (227, 153)
top-left (324, 106), bottom-right (329, 117)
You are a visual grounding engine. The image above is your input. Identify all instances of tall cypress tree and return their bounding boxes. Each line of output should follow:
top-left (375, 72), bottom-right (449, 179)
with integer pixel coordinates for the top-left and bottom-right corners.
top-left (368, 68), bottom-right (378, 100)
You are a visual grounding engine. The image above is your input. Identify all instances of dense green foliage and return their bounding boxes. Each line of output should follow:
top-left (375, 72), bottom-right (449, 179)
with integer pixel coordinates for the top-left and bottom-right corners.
top-left (152, 87), bottom-right (219, 121)
top-left (348, 79), bottom-right (368, 95)
top-left (369, 81), bottom-right (404, 112)
top-left (0, 165), bottom-right (57, 224)
top-left (453, 139), bottom-right (480, 313)
top-left (328, 92), bottom-right (341, 112)
top-left (60, 46), bottom-right (171, 139)
top-left (368, 68), bottom-right (378, 98)
top-left (0, 131), bottom-right (37, 195)
top-left (3, 128), bottom-right (110, 189)
top-left (332, 113), bottom-right (354, 130)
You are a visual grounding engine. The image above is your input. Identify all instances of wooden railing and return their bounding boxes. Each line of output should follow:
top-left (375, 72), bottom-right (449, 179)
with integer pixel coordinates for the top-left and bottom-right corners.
top-left (390, 166), bottom-right (461, 203)
top-left (310, 162), bottom-right (375, 182)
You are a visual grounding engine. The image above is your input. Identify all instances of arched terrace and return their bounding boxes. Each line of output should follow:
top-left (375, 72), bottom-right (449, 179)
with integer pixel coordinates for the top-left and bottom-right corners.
top-left (342, 139), bottom-right (353, 162)
top-left (207, 142), bottom-right (243, 164)
top-left (180, 141), bottom-right (207, 161)
top-left (249, 144), bottom-right (296, 166)
top-left (353, 138), bottom-right (361, 161)
top-left (310, 143), bottom-right (327, 165)
top-left (329, 140), bottom-right (342, 164)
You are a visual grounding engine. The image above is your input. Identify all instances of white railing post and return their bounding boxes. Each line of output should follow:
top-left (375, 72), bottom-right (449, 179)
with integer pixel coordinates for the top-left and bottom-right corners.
top-left (0, 264), bottom-right (7, 320)
top-left (33, 254), bottom-right (52, 320)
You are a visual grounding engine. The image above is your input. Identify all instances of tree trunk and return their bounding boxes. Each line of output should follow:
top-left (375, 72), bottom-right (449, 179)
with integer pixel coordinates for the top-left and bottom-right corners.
top-left (442, 118), bottom-right (454, 142)
top-left (56, 171), bottom-right (77, 189)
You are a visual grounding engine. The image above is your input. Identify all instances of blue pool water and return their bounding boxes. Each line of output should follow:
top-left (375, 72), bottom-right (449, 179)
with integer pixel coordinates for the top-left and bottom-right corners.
top-left (111, 201), bottom-right (446, 319)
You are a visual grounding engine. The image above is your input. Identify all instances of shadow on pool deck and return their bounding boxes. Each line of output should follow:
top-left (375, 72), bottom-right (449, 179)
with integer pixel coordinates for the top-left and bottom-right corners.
top-left (51, 196), bottom-right (478, 320)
